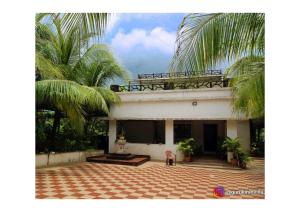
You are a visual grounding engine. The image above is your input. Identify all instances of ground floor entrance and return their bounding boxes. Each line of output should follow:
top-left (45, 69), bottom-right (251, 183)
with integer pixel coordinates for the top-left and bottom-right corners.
top-left (173, 120), bottom-right (226, 155)
top-left (108, 119), bottom-right (250, 161)
top-left (203, 124), bottom-right (218, 152)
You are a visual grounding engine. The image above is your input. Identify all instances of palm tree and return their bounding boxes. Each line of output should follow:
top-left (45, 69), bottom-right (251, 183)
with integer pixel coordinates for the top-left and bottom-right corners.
top-left (170, 13), bottom-right (264, 118)
top-left (36, 16), bottom-right (128, 138)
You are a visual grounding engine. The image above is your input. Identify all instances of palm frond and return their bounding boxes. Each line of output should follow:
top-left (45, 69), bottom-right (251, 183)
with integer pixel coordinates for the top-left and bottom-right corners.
top-left (80, 86), bottom-right (109, 114)
top-left (35, 53), bottom-right (65, 80)
top-left (170, 13), bottom-right (265, 73)
top-left (36, 80), bottom-right (86, 132)
top-left (60, 13), bottom-right (109, 38)
top-left (94, 87), bottom-right (121, 105)
top-left (225, 55), bottom-right (264, 78)
top-left (73, 44), bottom-right (129, 86)
top-left (226, 56), bottom-right (264, 118)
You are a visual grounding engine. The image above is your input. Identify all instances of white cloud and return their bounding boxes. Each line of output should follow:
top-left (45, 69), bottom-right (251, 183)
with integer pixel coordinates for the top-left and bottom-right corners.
top-left (111, 27), bottom-right (176, 54)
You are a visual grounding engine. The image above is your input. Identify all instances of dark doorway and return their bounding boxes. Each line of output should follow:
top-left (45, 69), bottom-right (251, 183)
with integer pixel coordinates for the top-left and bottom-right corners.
top-left (203, 124), bottom-right (218, 152)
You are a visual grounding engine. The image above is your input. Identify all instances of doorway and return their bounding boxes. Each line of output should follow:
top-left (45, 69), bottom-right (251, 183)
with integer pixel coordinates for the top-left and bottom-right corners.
top-left (203, 124), bottom-right (218, 152)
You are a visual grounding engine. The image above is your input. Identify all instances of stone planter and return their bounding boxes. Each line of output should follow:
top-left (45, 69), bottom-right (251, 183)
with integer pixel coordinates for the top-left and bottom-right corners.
top-left (116, 137), bottom-right (127, 153)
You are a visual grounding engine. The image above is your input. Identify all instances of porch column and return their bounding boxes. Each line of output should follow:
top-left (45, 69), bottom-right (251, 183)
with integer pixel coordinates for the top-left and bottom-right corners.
top-left (237, 120), bottom-right (251, 152)
top-left (226, 120), bottom-right (251, 151)
top-left (227, 120), bottom-right (238, 138)
top-left (226, 120), bottom-right (238, 162)
top-left (108, 120), bottom-right (117, 153)
top-left (165, 119), bottom-right (174, 148)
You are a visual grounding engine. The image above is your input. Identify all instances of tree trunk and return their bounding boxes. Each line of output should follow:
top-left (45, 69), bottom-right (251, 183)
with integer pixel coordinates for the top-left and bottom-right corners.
top-left (51, 111), bottom-right (61, 150)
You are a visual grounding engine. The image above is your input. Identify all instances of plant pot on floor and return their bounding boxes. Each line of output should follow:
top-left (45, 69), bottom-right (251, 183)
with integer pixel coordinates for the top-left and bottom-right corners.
top-left (239, 162), bottom-right (247, 169)
top-left (183, 154), bottom-right (192, 162)
top-left (231, 158), bottom-right (239, 167)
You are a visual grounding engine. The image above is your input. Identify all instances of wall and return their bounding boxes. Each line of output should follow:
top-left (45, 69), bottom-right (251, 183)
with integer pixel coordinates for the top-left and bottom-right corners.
top-left (36, 150), bottom-right (104, 168)
top-left (110, 143), bottom-right (183, 161)
top-left (109, 88), bottom-right (248, 120)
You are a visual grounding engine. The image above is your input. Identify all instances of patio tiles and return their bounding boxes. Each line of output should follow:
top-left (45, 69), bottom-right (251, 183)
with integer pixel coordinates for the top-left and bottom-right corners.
top-left (36, 159), bottom-right (264, 199)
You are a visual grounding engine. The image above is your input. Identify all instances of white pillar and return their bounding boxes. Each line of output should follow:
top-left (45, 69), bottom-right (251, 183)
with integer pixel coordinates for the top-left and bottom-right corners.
top-left (227, 120), bottom-right (238, 138)
top-left (226, 120), bottom-right (238, 162)
top-left (165, 119), bottom-right (174, 148)
top-left (227, 120), bottom-right (251, 152)
top-left (108, 120), bottom-right (117, 153)
top-left (237, 120), bottom-right (251, 151)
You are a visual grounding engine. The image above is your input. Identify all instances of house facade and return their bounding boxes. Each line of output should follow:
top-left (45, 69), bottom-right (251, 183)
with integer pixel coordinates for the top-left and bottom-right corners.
top-left (108, 71), bottom-right (250, 161)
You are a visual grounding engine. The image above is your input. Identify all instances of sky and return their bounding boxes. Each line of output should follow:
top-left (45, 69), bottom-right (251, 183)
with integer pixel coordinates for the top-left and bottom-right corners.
top-left (102, 13), bottom-right (186, 80)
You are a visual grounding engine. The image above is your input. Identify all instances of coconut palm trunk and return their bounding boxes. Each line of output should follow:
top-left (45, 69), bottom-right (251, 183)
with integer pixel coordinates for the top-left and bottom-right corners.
top-left (51, 111), bottom-right (61, 141)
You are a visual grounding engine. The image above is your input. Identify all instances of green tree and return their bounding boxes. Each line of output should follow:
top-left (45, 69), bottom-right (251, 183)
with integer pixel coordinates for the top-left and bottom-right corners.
top-left (171, 13), bottom-right (264, 118)
top-left (36, 16), bottom-right (128, 139)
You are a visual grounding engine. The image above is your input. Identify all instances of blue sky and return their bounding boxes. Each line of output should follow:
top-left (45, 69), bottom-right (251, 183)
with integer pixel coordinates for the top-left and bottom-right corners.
top-left (102, 13), bottom-right (186, 79)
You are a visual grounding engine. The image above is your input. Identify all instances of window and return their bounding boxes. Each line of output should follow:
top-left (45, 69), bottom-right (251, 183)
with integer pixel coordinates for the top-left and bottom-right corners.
top-left (174, 121), bottom-right (192, 143)
top-left (117, 120), bottom-right (165, 144)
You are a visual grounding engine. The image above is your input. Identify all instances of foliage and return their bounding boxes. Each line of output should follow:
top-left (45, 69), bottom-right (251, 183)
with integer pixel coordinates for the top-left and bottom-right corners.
top-left (193, 144), bottom-right (203, 157)
top-left (36, 117), bottom-right (108, 153)
top-left (37, 13), bottom-right (110, 41)
top-left (251, 128), bottom-right (265, 156)
top-left (171, 13), bottom-right (265, 118)
top-left (221, 136), bottom-right (252, 168)
top-left (35, 14), bottom-right (128, 153)
top-left (226, 56), bottom-right (264, 118)
top-left (237, 151), bottom-right (252, 169)
top-left (171, 13), bottom-right (264, 72)
top-left (222, 137), bottom-right (241, 154)
top-left (176, 138), bottom-right (196, 155)
top-left (35, 15), bottom-right (128, 133)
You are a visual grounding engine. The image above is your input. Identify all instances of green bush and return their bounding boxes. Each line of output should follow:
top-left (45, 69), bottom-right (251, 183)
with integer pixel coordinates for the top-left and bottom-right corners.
top-left (36, 116), bottom-right (107, 153)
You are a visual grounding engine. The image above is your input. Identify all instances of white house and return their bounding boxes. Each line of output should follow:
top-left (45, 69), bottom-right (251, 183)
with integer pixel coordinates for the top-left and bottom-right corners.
top-left (108, 71), bottom-right (250, 161)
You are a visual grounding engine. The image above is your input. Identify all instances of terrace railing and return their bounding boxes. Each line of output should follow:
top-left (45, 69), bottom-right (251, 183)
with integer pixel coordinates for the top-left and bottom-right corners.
top-left (111, 72), bottom-right (229, 92)
top-left (137, 70), bottom-right (222, 79)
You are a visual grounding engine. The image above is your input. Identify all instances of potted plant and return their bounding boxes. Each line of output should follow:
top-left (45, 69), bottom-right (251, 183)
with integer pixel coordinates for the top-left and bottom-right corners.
top-left (222, 137), bottom-right (241, 163)
top-left (237, 151), bottom-right (252, 169)
top-left (177, 138), bottom-right (195, 162)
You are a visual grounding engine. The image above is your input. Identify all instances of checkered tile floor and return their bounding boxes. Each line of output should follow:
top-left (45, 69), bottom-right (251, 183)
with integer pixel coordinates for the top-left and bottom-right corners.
top-left (36, 159), bottom-right (264, 199)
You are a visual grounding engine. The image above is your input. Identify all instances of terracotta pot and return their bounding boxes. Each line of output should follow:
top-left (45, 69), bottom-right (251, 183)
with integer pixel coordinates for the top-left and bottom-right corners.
top-left (231, 158), bottom-right (238, 167)
top-left (183, 154), bottom-right (192, 162)
top-left (239, 162), bottom-right (247, 169)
